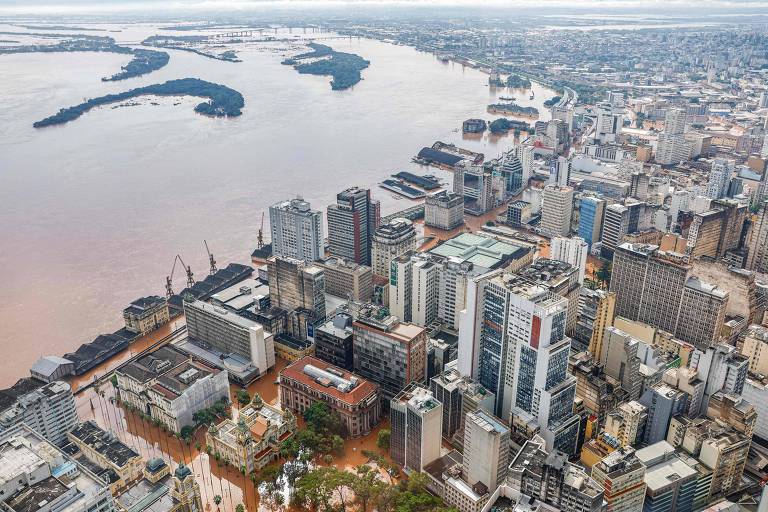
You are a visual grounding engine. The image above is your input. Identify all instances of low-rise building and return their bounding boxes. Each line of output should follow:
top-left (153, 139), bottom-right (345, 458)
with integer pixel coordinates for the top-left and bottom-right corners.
top-left (591, 448), bottom-right (647, 512)
top-left (123, 296), bottom-right (170, 335)
top-left (280, 356), bottom-right (380, 438)
top-left (116, 345), bottom-right (229, 433)
top-left (205, 397), bottom-right (296, 473)
top-left (66, 421), bottom-right (145, 493)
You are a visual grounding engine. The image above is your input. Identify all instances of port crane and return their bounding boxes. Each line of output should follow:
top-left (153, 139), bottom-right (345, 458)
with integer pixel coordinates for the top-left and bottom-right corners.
top-left (204, 240), bottom-right (217, 275)
top-left (257, 212), bottom-right (265, 250)
top-left (165, 254), bottom-right (195, 298)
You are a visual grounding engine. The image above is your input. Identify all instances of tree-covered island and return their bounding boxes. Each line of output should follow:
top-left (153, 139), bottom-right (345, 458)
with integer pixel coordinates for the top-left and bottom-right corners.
top-left (281, 43), bottom-right (370, 90)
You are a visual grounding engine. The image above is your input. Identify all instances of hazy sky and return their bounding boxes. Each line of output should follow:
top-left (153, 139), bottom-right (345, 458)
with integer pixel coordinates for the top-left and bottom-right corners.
top-left (3, 0), bottom-right (768, 16)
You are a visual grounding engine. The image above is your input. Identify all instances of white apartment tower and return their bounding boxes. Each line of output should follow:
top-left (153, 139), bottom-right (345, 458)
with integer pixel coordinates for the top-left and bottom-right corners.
top-left (541, 185), bottom-right (574, 237)
top-left (269, 197), bottom-right (323, 262)
top-left (550, 236), bottom-right (588, 284)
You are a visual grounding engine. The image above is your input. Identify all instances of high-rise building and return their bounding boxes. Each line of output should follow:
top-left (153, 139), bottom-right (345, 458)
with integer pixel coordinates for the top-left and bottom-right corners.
top-left (674, 277), bottom-right (728, 349)
top-left (689, 343), bottom-right (748, 415)
top-left (656, 108), bottom-right (692, 165)
top-left (636, 442), bottom-right (698, 512)
top-left (371, 218), bottom-right (417, 277)
top-left (579, 289), bottom-right (616, 357)
top-left (639, 383), bottom-right (691, 444)
top-left (463, 410), bottom-right (510, 490)
top-left (600, 201), bottom-right (645, 259)
top-left (0, 424), bottom-right (117, 512)
top-left (551, 236), bottom-right (588, 284)
top-left (352, 309), bottom-right (427, 404)
top-left (747, 199), bottom-right (768, 274)
top-left (314, 312), bottom-right (354, 370)
top-left (430, 366), bottom-right (494, 444)
top-left (599, 327), bottom-right (642, 400)
top-left (591, 448), bottom-right (647, 512)
top-left (541, 185), bottom-right (574, 237)
top-left (183, 298), bottom-right (276, 381)
top-left (315, 257), bottom-right (373, 302)
top-left (454, 163), bottom-right (495, 214)
top-left (605, 400), bottom-right (648, 448)
top-left (740, 324), bottom-right (768, 375)
top-left (594, 103), bottom-right (623, 144)
top-left (578, 196), bottom-right (606, 249)
top-left (0, 379), bottom-right (77, 446)
top-left (515, 258), bottom-right (581, 337)
top-left (507, 143), bottom-right (534, 185)
top-left (390, 383), bottom-right (442, 473)
top-left (705, 158), bottom-right (734, 200)
top-left (267, 256), bottom-right (326, 339)
top-left (425, 191), bottom-right (464, 230)
top-left (269, 197), bottom-right (323, 262)
top-left (501, 152), bottom-right (525, 195)
top-left (629, 172), bottom-right (650, 201)
top-left (508, 436), bottom-right (606, 512)
top-left (548, 156), bottom-right (571, 188)
top-left (327, 186), bottom-right (380, 266)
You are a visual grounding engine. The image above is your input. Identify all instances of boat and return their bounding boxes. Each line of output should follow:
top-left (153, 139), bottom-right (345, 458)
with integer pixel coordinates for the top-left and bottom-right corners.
top-left (499, 96), bottom-right (515, 101)
top-left (530, 92), bottom-right (535, 100)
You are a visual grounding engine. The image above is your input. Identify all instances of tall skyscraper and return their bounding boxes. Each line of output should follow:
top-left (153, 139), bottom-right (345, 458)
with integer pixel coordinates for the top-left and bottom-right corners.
top-left (594, 102), bottom-right (622, 144)
top-left (706, 158), bottom-right (735, 200)
top-left (656, 108), bottom-right (691, 165)
top-left (390, 383), bottom-right (442, 473)
top-left (327, 186), bottom-right (380, 266)
top-left (551, 236), bottom-right (588, 284)
top-left (548, 156), bottom-right (572, 188)
top-left (371, 218), bottom-right (417, 277)
top-left (579, 289), bottom-right (616, 357)
top-left (430, 366), bottom-right (495, 444)
top-left (541, 185), bottom-right (574, 237)
top-left (269, 197), bottom-right (323, 262)
top-left (578, 196), bottom-right (606, 249)
top-left (462, 410), bottom-right (510, 490)
top-left (747, 199), bottom-right (768, 274)
top-left (267, 256), bottom-right (326, 340)
top-left (600, 201), bottom-right (645, 259)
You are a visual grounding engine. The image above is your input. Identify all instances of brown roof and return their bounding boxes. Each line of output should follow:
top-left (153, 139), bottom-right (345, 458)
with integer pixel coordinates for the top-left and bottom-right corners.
top-left (250, 417), bottom-right (269, 439)
top-left (280, 356), bottom-right (379, 406)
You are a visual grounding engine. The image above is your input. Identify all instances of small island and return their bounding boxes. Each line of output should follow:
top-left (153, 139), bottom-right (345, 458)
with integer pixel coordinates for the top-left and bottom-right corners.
top-left (33, 78), bottom-right (244, 128)
top-left (0, 34), bottom-right (170, 81)
top-left (489, 118), bottom-right (532, 134)
top-left (487, 102), bottom-right (539, 117)
top-left (142, 35), bottom-right (241, 62)
top-left (506, 74), bottom-right (532, 88)
top-left (282, 43), bottom-right (369, 90)
top-left (543, 95), bottom-right (562, 108)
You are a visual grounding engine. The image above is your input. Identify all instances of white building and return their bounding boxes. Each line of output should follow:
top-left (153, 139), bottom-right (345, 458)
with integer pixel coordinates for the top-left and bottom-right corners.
top-left (706, 159), bottom-right (734, 200)
top-left (425, 191), bottom-right (464, 230)
top-left (463, 410), bottom-right (510, 489)
top-left (655, 109), bottom-right (691, 165)
top-left (0, 380), bottom-right (77, 446)
top-left (390, 384), bottom-right (442, 473)
top-left (269, 197), bottom-right (323, 262)
top-left (371, 218), bottom-right (417, 277)
top-left (541, 185), bottom-right (574, 237)
top-left (550, 237), bottom-right (588, 284)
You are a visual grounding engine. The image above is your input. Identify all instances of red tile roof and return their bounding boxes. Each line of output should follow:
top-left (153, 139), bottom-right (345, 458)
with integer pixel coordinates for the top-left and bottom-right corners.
top-left (280, 356), bottom-right (379, 406)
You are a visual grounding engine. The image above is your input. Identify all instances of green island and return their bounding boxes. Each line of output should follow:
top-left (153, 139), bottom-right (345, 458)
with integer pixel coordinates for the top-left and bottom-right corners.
top-left (13, 24), bottom-right (106, 32)
top-left (506, 74), bottom-right (532, 88)
top-left (489, 117), bottom-right (532, 134)
top-left (0, 34), bottom-right (169, 81)
top-left (33, 78), bottom-right (244, 128)
top-left (282, 42), bottom-right (370, 90)
top-left (142, 35), bottom-right (241, 62)
top-left (487, 102), bottom-right (539, 117)
top-left (543, 95), bottom-right (562, 107)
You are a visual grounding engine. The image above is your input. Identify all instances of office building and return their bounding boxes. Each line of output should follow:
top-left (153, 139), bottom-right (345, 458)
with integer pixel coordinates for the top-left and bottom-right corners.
top-left (454, 163), bottom-right (495, 215)
top-left (352, 309), bottom-right (427, 404)
top-left (390, 384), bottom-right (442, 473)
top-left (0, 424), bottom-right (116, 512)
top-left (656, 108), bottom-right (691, 165)
top-left (205, 397), bottom-right (296, 473)
top-left (540, 185), bottom-right (574, 237)
top-left (516, 258), bottom-right (581, 336)
top-left (578, 289), bottom-right (616, 357)
top-left (636, 441), bottom-right (697, 512)
top-left (551, 236), bottom-right (588, 283)
top-left (741, 376), bottom-right (768, 441)
top-left (675, 278), bottom-right (728, 349)
top-left (506, 200), bottom-right (532, 226)
top-left (578, 196), bottom-right (606, 249)
top-left (569, 352), bottom-right (628, 425)
top-left (500, 152), bottom-right (525, 195)
top-left (0, 379), bottom-right (77, 446)
top-left (315, 257), bottom-right (373, 302)
top-left (115, 345), bottom-right (229, 433)
top-left (122, 296), bottom-right (169, 335)
top-left (747, 199), bottom-right (768, 274)
top-left (740, 325), bottom-right (768, 375)
top-left (426, 191), bottom-right (465, 230)
top-left (280, 356), bottom-right (380, 438)
top-left (599, 327), bottom-right (642, 400)
top-left (689, 344), bottom-right (748, 415)
top-left (591, 448), bottom-right (647, 512)
top-left (430, 366), bottom-right (494, 445)
top-left (269, 197), bottom-right (323, 262)
top-left (630, 172), bottom-right (650, 201)
top-left (267, 256), bottom-right (326, 339)
top-left (548, 156), bottom-right (572, 188)
top-left (508, 436), bottom-right (605, 512)
top-left (314, 312), bottom-right (354, 370)
top-left (67, 421), bottom-right (144, 493)
top-left (389, 251), bottom-right (441, 327)
top-left (705, 159), bottom-right (734, 200)
top-left (327, 186), bottom-right (380, 266)
top-left (605, 400), bottom-right (648, 448)
top-left (371, 218), bottom-right (417, 277)
top-left (600, 201), bottom-right (646, 259)
top-left (183, 298), bottom-right (275, 381)
top-left (463, 410), bottom-right (510, 490)
top-left (594, 103), bottom-right (623, 144)
top-left (639, 383), bottom-right (691, 445)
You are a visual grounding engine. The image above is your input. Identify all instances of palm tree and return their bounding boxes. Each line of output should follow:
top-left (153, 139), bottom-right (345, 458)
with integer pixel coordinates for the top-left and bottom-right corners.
top-left (213, 495), bottom-right (222, 511)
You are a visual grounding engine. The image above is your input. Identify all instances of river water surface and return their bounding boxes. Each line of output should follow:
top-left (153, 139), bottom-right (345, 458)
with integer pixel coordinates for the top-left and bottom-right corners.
top-left (0, 23), bottom-right (555, 385)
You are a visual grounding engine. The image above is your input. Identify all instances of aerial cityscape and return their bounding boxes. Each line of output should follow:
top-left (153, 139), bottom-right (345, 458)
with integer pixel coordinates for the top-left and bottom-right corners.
top-left (2, 1), bottom-right (768, 512)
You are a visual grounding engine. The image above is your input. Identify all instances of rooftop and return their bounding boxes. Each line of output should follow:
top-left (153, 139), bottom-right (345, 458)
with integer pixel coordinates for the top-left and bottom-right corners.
top-left (429, 232), bottom-right (530, 271)
top-left (280, 356), bottom-right (378, 406)
top-left (68, 421), bottom-right (139, 469)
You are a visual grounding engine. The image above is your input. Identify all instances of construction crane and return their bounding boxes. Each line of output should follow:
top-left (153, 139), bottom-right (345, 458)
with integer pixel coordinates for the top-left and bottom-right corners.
top-left (165, 254), bottom-right (195, 298)
top-left (204, 240), bottom-right (217, 275)
top-left (257, 212), bottom-right (265, 250)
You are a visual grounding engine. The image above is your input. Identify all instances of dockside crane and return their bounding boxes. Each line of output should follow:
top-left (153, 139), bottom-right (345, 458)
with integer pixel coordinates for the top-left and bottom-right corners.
top-left (204, 240), bottom-right (217, 275)
top-left (165, 254), bottom-right (195, 298)
top-left (257, 212), bottom-right (265, 250)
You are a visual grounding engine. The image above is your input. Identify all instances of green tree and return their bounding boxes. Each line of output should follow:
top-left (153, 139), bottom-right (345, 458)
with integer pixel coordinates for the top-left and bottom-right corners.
top-left (213, 495), bottom-right (222, 511)
top-left (596, 261), bottom-right (612, 287)
top-left (377, 429), bottom-right (391, 450)
top-left (236, 389), bottom-right (250, 406)
top-left (235, 505), bottom-right (245, 512)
